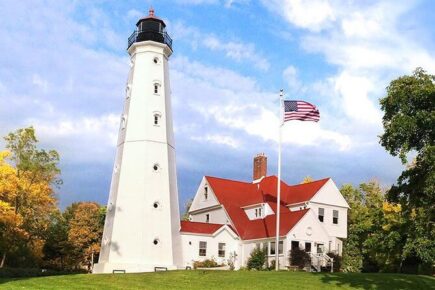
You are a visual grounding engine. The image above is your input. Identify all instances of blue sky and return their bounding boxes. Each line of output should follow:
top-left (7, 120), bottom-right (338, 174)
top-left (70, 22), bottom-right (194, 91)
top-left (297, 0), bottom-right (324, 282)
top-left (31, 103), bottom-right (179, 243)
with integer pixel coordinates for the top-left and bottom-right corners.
top-left (1, 0), bottom-right (434, 210)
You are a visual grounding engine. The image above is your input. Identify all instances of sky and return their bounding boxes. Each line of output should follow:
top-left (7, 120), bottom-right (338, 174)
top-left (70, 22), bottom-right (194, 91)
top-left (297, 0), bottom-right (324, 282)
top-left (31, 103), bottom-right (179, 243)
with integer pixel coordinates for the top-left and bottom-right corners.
top-left (0, 0), bottom-right (434, 210)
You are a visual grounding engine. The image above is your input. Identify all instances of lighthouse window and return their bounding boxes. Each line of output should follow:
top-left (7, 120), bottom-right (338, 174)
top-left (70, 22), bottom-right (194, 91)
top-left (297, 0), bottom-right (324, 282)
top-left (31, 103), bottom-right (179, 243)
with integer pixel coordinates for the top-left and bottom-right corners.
top-left (121, 116), bottom-right (126, 129)
top-left (153, 163), bottom-right (160, 172)
top-left (153, 239), bottom-right (159, 245)
top-left (153, 57), bottom-right (159, 64)
top-left (154, 84), bottom-right (159, 94)
top-left (154, 113), bottom-right (161, 125)
top-left (153, 202), bottom-right (159, 209)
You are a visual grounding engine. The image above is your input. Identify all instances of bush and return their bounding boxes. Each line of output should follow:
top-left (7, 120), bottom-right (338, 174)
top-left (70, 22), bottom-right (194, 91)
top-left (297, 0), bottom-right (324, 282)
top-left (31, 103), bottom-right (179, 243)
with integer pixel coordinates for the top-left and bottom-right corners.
top-left (326, 252), bottom-right (342, 272)
top-left (193, 259), bottom-right (220, 269)
top-left (247, 247), bottom-right (266, 270)
top-left (289, 248), bottom-right (310, 269)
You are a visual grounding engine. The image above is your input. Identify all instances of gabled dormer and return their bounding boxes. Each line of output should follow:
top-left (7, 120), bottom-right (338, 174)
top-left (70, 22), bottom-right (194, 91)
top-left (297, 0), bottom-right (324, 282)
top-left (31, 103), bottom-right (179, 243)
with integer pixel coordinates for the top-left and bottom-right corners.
top-left (242, 203), bottom-right (274, 220)
top-left (189, 177), bottom-right (220, 213)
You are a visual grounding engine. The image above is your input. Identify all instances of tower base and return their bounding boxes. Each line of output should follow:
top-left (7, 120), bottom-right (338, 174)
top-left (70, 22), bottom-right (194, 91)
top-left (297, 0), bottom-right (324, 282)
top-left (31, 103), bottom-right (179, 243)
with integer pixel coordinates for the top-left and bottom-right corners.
top-left (92, 263), bottom-right (180, 274)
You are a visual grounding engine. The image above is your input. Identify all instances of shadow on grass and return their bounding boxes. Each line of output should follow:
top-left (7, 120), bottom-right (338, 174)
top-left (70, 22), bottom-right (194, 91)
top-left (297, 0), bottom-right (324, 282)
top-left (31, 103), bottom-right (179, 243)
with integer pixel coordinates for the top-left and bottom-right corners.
top-left (319, 272), bottom-right (435, 290)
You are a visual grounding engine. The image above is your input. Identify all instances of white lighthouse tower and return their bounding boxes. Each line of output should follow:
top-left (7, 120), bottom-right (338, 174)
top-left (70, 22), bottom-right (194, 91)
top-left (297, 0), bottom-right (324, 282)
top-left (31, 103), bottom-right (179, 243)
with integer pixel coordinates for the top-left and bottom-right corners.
top-left (93, 9), bottom-right (182, 273)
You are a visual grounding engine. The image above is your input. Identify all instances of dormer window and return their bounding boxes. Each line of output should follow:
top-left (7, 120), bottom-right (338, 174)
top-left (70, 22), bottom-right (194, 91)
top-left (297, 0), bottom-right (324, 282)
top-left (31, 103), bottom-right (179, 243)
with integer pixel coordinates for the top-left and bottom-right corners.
top-left (255, 207), bottom-right (262, 218)
top-left (244, 203), bottom-right (269, 220)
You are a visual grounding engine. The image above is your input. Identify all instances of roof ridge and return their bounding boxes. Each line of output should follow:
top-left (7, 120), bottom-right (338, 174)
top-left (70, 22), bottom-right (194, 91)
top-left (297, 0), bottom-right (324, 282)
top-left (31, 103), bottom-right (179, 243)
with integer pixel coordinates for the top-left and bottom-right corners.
top-left (205, 175), bottom-right (254, 185)
top-left (288, 177), bottom-right (330, 188)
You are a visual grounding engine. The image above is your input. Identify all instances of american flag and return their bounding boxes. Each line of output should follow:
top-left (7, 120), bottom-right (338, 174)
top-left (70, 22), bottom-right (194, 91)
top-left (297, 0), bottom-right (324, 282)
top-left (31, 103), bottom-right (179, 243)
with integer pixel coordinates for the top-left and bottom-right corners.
top-left (283, 100), bottom-right (320, 122)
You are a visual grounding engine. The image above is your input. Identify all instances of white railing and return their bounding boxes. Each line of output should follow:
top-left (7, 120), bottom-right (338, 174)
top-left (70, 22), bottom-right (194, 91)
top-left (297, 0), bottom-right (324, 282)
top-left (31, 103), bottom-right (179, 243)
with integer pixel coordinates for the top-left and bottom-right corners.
top-left (309, 253), bottom-right (334, 272)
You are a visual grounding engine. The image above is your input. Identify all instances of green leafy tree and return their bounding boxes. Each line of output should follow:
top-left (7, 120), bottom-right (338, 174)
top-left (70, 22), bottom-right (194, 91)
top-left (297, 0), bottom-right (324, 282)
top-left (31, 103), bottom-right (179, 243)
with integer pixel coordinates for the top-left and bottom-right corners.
top-left (379, 68), bottom-right (434, 266)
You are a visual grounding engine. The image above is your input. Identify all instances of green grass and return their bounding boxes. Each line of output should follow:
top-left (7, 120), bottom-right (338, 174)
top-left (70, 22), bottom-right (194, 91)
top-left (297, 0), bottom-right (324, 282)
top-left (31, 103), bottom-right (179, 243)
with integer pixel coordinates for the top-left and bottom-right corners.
top-left (0, 270), bottom-right (434, 290)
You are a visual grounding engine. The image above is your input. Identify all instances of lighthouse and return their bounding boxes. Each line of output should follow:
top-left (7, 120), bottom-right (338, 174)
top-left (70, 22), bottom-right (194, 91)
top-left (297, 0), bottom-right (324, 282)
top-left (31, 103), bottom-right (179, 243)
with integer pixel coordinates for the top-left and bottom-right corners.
top-left (93, 9), bottom-right (182, 273)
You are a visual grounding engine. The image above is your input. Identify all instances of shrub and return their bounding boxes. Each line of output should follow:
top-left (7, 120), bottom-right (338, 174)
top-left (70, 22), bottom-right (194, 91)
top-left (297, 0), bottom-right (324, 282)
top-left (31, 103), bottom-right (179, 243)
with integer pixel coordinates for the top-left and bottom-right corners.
top-left (193, 259), bottom-right (220, 269)
top-left (289, 248), bottom-right (310, 269)
top-left (247, 247), bottom-right (266, 270)
top-left (227, 251), bottom-right (237, 271)
top-left (326, 252), bottom-right (342, 272)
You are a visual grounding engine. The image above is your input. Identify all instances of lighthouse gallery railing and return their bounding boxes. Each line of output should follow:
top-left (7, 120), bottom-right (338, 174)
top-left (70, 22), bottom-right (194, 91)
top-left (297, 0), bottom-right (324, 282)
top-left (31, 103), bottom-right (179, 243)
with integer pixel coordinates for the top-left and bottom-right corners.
top-left (127, 29), bottom-right (173, 50)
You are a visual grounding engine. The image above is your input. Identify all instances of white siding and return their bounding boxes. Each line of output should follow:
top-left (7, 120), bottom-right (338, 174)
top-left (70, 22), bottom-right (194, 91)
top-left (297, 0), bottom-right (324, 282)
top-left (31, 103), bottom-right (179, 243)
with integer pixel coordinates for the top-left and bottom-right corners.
top-left (310, 203), bottom-right (348, 239)
top-left (189, 177), bottom-right (220, 212)
top-left (190, 207), bottom-right (229, 224)
top-left (180, 228), bottom-right (240, 269)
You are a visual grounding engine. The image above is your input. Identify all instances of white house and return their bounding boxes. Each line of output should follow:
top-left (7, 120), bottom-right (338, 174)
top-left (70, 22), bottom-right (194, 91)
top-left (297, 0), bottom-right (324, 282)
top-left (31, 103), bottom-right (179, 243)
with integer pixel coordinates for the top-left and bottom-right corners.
top-left (180, 154), bottom-right (349, 270)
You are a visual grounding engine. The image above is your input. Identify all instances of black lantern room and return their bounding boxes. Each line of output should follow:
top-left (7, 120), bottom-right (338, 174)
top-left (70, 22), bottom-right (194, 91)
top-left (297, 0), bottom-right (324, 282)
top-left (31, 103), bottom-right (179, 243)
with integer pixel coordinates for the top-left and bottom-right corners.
top-left (127, 8), bottom-right (172, 51)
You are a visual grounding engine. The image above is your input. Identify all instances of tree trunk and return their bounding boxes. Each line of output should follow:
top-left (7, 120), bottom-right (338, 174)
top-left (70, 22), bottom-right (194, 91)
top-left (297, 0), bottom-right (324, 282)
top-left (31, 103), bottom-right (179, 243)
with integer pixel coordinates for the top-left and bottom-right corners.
top-left (0, 252), bottom-right (6, 268)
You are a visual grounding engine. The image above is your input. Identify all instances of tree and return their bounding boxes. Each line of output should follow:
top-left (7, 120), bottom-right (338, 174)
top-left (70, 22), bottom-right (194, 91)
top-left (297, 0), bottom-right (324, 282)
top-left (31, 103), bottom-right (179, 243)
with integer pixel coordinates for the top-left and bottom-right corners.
top-left (67, 202), bottom-right (105, 271)
top-left (301, 176), bottom-right (314, 184)
top-left (0, 127), bottom-right (61, 267)
top-left (379, 68), bottom-right (435, 266)
top-left (181, 198), bottom-right (193, 221)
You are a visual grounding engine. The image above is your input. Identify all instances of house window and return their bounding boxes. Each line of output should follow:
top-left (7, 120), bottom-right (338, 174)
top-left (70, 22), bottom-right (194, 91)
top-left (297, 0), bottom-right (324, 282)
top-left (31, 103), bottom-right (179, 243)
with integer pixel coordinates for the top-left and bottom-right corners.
top-left (206, 214), bottom-right (210, 223)
top-left (333, 210), bottom-right (339, 224)
top-left (318, 208), bottom-right (324, 222)
top-left (291, 241), bottom-right (300, 250)
top-left (270, 241), bottom-right (283, 255)
top-left (305, 242), bottom-right (312, 253)
top-left (199, 241), bottom-right (207, 256)
top-left (259, 207), bottom-right (262, 217)
top-left (204, 186), bottom-right (208, 200)
top-left (218, 243), bottom-right (226, 257)
top-left (255, 208), bottom-right (258, 217)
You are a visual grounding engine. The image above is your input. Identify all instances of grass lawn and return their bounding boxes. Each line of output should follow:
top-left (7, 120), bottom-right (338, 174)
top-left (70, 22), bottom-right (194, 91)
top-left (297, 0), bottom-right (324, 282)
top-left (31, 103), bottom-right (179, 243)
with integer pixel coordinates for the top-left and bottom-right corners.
top-left (0, 270), bottom-right (434, 290)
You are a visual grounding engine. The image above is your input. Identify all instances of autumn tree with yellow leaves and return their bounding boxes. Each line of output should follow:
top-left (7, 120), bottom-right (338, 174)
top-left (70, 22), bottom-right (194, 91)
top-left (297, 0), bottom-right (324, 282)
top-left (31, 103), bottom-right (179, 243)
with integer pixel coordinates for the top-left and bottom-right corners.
top-left (0, 127), bottom-right (60, 267)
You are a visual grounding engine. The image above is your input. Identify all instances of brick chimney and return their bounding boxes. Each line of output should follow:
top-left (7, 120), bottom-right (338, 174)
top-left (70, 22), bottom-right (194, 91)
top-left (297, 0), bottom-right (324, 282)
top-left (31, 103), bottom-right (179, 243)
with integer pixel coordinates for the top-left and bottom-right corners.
top-left (253, 153), bottom-right (267, 181)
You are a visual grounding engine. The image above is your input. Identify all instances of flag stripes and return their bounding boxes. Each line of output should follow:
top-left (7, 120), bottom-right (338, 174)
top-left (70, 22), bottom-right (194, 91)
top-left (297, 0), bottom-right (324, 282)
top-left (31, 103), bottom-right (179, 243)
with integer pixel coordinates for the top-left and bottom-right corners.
top-left (283, 100), bottom-right (320, 122)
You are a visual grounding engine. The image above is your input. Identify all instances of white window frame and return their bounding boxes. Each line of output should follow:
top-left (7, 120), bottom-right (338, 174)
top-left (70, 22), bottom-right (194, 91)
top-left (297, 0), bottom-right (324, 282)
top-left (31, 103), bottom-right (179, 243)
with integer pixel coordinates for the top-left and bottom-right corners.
top-left (333, 209), bottom-right (339, 224)
top-left (218, 243), bottom-right (226, 257)
top-left (199, 241), bottom-right (207, 256)
top-left (318, 207), bottom-right (325, 222)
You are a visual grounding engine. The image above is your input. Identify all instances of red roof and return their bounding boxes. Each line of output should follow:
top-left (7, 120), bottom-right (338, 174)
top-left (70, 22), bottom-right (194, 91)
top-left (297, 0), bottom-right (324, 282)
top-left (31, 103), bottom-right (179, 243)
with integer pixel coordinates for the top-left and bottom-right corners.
top-left (180, 221), bottom-right (225, 235)
top-left (201, 175), bottom-right (329, 240)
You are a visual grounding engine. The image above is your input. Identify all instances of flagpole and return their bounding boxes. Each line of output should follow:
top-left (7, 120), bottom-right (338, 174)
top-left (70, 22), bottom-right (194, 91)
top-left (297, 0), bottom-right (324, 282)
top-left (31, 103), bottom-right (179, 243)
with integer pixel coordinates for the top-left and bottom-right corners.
top-left (275, 89), bottom-right (284, 271)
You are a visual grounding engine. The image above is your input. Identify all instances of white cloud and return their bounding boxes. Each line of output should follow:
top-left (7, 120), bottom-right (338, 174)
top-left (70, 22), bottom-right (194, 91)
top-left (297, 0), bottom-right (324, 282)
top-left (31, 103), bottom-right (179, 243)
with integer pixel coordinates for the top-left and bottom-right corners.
top-left (172, 22), bottom-right (270, 71)
top-left (263, 0), bottom-right (435, 142)
top-left (283, 65), bottom-right (302, 92)
top-left (264, 0), bottom-right (335, 32)
top-left (30, 114), bottom-right (119, 162)
top-left (171, 56), bottom-right (351, 151)
top-left (191, 134), bottom-right (240, 148)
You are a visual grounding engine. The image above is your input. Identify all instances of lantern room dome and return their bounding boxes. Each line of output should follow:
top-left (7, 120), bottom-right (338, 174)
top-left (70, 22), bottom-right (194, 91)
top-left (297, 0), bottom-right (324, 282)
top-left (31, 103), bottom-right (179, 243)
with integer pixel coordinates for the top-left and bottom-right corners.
top-left (127, 8), bottom-right (172, 51)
